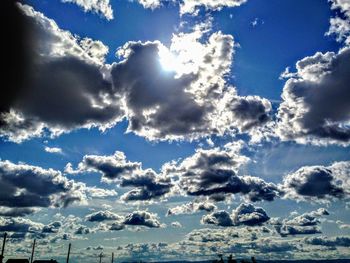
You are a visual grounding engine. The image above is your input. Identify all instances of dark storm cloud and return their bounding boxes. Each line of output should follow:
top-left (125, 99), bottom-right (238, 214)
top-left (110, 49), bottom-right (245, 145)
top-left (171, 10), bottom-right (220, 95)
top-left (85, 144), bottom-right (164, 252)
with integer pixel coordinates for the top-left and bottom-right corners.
top-left (281, 161), bottom-right (350, 202)
top-left (166, 148), bottom-right (280, 201)
top-left (272, 208), bottom-right (329, 237)
top-left (277, 47), bottom-right (350, 145)
top-left (0, 3), bottom-right (123, 142)
top-left (85, 211), bottom-right (122, 222)
top-left (201, 203), bottom-right (270, 227)
top-left (0, 160), bottom-right (86, 213)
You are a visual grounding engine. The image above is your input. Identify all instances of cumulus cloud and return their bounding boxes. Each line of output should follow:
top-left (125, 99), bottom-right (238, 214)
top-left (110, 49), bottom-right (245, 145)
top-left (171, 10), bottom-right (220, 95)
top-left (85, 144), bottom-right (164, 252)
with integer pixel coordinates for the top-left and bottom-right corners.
top-left (201, 203), bottom-right (270, 227)
top-left (110, 26), bottom-right (271, 141)
top-left (326, 0), bottom-right (350, 45)
top-left (123, 210), bottom-right (162, 228)
top-left (0, 4), bottom-right (123, 143)
top-left (305, 236), bottom-right (350, 247)
top-left (44, 146), bottom-right (63, 154)
top-left (171, 221), bottom-right (182, 228)
top-left (277, 46), bottom-right (350, 145)
top-left (281, 162), bottom-right (350, 202)
top-left (85, 210), bottom-right (123, 222)
top-left (67, 151), bottom-right (173, 202)
top-left (0, 160), bottom-right (88, 214)
top-left (178, 0), bottom-right (247, 16)
top-left (133, 0), bottom-right (247, 16)
top-left (120, 169), bottom-right (173, 202)
top-left (0, 207), bottom-right (38, 217)
top-left (87, 187), bottom-right (118, 198)
top-left (167, 200), bottom-right (217, 216)
top-left (1, 4), bottom-right (271, 143)
top-left (66, 151), bottom-right (141, 181)
top-left (164, 147), bottom-right (280, 201)
top-left (0, 217), bottom-right (44, 234)
top-left (61, 0), bottom-right (113, 20)
top-left (272, 208), bottom-right (329, 237)
top-left (135, 0), bottom-right (162, 9)
top-left (85, 210), bottom-right (162, 230)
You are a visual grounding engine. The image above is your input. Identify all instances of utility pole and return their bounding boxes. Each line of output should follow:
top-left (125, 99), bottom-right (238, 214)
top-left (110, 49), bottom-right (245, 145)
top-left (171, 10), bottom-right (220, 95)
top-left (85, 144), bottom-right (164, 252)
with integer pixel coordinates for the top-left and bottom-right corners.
top-left (111, 252), bottom-right (114, 263)
top-left (0, 233), bottom-right (7, 263)
top-left (30, 239), bottom-right (36, 263)
top-left (99, 252), bottom-right (103, 263)
top-left (66, 243), bottom-right (71, 263)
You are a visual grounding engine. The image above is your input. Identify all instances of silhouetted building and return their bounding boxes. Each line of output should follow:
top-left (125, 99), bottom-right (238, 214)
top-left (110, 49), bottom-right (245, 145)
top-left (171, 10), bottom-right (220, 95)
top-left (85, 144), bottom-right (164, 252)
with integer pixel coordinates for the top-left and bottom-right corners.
top-left (6, 260), bottom-right (29, 263)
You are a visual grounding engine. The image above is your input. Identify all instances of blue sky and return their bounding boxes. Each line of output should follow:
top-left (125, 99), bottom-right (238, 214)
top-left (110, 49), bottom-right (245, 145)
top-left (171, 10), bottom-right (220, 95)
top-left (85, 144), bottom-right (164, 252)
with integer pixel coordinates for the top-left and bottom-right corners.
top-left (1, 0), bottom-right (350, 262)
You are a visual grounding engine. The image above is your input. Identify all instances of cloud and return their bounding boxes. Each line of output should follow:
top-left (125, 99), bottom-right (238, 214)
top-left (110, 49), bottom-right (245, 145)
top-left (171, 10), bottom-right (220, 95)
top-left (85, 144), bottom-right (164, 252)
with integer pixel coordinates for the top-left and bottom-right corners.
top-left (201, 203), bottom-right (270, 227)
top-left (133, 0), bottom-right (247, 16)
top-left (0, 160), bottom-right (87, 214)
top-left (0, 207), bottom-right (38, 217)
top-left (167, 200), bottom-right (217, 216)
top-left (44, 146), bottom-right (63, 154)
top-left (120, 169), bottom-right (173, 202)
top-left (171, 221), bottom-right (182, 228)
top-left (277, 47), bottom-right (350, 145)
top-left (42, 221), bottom-right (62, 233)
top-left (1, 5), bottom-right (271, 143)
top-left (201, 210), bottom-right (235, 226)
top-left (135, 0), bottom-right (162, 9)
top-left (110, 26), bottom-right (271, 141)
top-left (326, 0), bottom-right (350, 45)
top-left (231, 203), bottom-right (270, 226)
top-left (165, 147), bottom-right (280, 201)
top-left (74, 225), bottom-right (91, 235)
top-left (0, 4), bottom-right (123, 143)
top-left (305, 236), bottom-right (350, 247)
top-left (272, 209), bottom-right (329, 237)
top-left (85, 211), bottom-right (123, 222)
top-left (66, 151), bottom-right (141, 182)
top-left (61, 0), bottom-right (113, 20)
top-left (123, 211), bottom-right (162, 228)
top-left (87, 187), bottom-right (118, 198)
top-left (85, 210), bottom-right (162, 229)
top-left (67, 151), bottom-right (173, 202)
top-left (281, 161), bottom-right (350, 202)
top-left (0, 217), bottom-right (44, 234)
top-left (178, 0), bottom-right (248, 16)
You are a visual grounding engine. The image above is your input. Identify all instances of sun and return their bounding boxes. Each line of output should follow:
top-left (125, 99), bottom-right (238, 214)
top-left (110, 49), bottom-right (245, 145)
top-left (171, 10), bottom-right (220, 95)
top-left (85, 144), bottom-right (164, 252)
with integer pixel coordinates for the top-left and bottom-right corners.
top-left (158, 45), bottom-right (178, 72)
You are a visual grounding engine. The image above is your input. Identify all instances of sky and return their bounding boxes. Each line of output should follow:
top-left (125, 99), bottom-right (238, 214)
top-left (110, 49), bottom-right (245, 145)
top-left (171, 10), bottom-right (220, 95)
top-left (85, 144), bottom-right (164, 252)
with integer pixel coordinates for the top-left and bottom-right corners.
top-left (0, 0), bottom-right (350, 262)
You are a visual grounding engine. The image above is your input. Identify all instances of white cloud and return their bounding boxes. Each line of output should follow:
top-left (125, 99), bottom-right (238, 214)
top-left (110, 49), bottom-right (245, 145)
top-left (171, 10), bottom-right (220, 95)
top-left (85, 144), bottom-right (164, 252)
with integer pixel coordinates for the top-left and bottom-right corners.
top-left (44, 146), bottom-right (63, 154)
top-left (178, 0), bottom-right (247, 16)
top-left (277, 47), bottom-right (350, 145)
top-left (61, 0), bottom-right (113, 20)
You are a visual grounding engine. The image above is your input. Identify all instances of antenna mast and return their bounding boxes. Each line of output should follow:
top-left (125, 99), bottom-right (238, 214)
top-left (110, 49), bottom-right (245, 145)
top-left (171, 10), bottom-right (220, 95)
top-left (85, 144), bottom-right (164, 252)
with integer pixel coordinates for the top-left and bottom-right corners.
top-left (30, 239), bottom-right (36, 263)
top-left (66, 243), bottom-right (71, 263)
top-left (0, 233), bottom-right (7, 263)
